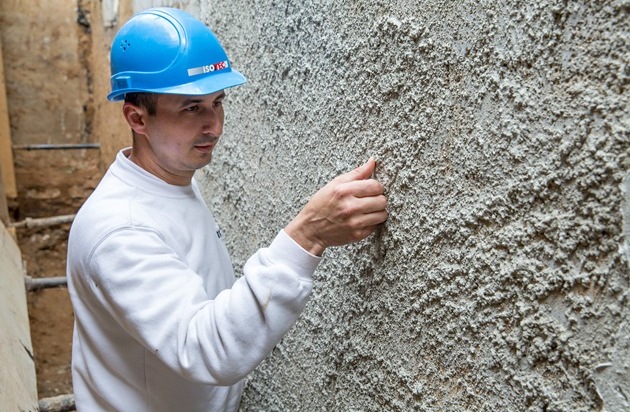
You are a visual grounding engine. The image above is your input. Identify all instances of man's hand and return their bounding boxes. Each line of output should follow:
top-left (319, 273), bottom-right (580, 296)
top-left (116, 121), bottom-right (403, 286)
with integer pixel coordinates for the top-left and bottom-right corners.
top-left (285, 158), bottom-right (388, 256)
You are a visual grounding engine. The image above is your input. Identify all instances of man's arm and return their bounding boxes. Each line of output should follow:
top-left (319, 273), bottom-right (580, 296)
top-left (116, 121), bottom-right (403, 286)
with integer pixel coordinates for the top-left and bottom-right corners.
top-left (284, 158), bottom-right (388, 256)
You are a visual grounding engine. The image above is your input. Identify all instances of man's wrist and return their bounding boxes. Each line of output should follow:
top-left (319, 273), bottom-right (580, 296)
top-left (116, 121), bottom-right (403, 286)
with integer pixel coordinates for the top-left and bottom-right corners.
top-left (284, 216), bottom-right (326, 257)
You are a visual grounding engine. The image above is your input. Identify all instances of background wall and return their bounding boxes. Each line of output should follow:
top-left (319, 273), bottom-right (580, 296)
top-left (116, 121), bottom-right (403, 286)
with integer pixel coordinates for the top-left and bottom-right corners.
top-left (0, 0), bottom-right (132, 216)
top-left (0, 0), bottom-right (131, 397)
top-left (91, 0), bottom-right (135, 169)
top-left (0, 0), bottom-right (86, 147)
top-left (191, 1), bottom-right (628, 411)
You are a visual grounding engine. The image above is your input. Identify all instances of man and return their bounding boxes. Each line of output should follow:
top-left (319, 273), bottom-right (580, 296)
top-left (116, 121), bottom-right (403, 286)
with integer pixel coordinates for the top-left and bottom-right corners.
top-left (67, 7), bottom-right (387, 411)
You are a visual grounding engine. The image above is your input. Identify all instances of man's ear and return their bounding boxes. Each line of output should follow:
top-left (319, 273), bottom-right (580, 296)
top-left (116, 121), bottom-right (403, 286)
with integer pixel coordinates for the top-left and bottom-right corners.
top-left (122, 102), bottom-right (148, 136)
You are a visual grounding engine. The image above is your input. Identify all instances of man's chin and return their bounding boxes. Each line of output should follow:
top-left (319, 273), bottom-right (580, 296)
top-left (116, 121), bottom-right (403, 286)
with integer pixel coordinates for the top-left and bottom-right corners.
top-left (195, 155), bottom-right (213, 170)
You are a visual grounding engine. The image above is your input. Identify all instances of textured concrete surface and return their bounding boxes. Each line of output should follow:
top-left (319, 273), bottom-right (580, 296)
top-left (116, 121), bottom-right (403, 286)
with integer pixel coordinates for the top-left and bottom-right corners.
top-left (0, 222), bottom-right (37, 410)
top-left (136, 1), bottom-right (629, 410)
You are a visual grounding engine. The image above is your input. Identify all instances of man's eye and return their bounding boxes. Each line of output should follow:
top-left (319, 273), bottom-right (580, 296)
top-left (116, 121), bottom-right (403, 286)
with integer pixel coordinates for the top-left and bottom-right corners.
top-left (213, 100), bottom-right (224, 107)
top-left (185, 105), bottom-right (201, 112)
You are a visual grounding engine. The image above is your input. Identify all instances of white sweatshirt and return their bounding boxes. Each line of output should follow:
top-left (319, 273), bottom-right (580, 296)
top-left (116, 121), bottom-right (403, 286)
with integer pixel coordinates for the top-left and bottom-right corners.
top-left (67, 149), bottom-right (320, 411)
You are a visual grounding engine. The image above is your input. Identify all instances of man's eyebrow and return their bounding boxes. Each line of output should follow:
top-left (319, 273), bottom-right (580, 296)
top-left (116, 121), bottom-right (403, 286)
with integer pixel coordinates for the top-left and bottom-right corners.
top-left (179, 98), bottom-right (203, 107)
top-left (179, 93), bottom-right (226, 107)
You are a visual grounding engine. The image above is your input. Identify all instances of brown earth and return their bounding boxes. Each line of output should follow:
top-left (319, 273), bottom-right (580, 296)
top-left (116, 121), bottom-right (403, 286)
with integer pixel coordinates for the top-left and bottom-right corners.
top-left (2, 0), bottom-right (129, 402)
top-left (13, 148), bottom-right (101, 399)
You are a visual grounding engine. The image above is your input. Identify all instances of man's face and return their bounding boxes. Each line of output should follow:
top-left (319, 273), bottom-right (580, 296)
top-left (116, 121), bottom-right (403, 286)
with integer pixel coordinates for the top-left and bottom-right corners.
top-left (133, 90), bottom-right (226, 185)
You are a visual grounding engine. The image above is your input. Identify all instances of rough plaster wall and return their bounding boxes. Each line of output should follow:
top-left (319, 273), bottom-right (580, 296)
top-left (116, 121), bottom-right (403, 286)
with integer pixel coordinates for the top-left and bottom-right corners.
top-left (135, 0), bottom-right (627, 410)
top-left (194, 1), bottom-right (629, 411)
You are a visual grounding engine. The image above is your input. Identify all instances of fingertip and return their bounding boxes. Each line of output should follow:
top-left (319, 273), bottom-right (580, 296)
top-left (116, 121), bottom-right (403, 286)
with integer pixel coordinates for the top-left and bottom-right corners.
top-left (364, 157), bottom-right (377, 173)
top-left (343, 157), bottom-right (378, 182)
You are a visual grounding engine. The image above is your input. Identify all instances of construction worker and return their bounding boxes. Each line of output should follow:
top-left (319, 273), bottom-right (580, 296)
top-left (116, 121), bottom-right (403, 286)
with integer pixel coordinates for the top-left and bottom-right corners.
top-left (67, 7), bottom-right (387, 411)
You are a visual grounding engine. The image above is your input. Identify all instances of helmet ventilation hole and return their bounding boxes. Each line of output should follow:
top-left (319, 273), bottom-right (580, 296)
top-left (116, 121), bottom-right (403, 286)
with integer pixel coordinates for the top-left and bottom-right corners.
top-left (121, 39), bottom-right (131, 51)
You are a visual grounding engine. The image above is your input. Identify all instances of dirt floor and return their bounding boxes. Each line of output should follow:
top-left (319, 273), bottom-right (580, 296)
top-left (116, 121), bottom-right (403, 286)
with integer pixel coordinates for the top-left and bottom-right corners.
top-left (12, 148), bottom-right (102, 399)
top-left (20, 224), bottom-right (75, 398)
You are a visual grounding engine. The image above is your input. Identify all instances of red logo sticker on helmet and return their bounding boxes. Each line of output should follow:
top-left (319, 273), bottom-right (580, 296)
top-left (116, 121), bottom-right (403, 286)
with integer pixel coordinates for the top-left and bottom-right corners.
top-left (187, 61), bottom-right (229, 76)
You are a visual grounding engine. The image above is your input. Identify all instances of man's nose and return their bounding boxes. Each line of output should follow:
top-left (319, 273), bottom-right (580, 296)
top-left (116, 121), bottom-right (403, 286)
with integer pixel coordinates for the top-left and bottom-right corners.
top-left (203, 106), bottom-right (223, 136)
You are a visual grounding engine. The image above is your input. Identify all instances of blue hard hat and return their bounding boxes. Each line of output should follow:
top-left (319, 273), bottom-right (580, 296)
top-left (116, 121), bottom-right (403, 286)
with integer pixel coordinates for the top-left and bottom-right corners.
top-left (107, 7), bottom-right (246, 101)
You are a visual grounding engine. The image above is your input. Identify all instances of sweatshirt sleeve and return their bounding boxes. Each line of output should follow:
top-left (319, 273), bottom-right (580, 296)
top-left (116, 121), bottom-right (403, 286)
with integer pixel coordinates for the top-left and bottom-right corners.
top-left (86, 228), bottom-right (320, 385)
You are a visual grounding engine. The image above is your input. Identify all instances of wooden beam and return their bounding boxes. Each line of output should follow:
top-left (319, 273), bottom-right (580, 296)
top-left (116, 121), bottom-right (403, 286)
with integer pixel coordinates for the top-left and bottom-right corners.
top-left (0, 172), bottom-right (9, 226)
top-left (0, 36), bottom-right (17, 199)
top-left (0, 221), bottom-right (38, 410)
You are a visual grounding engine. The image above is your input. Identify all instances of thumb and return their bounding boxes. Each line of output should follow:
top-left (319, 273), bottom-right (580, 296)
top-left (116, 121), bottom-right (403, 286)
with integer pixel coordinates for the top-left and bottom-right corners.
top-left (336, 157), bottom-right (376, 183)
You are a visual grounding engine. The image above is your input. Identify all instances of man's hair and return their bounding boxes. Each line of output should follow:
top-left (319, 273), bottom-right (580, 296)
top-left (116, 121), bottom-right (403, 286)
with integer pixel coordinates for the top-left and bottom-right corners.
top-left (124, 92), bottom-right (159, 115)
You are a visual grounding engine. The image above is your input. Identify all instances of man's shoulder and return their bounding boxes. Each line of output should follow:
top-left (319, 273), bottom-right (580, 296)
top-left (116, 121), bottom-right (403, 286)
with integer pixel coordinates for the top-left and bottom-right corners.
top-left (77, 173), bottom-right (134, 221)
top-left (69, 169), bottom-right (148, 245)
top-left (71, 172), bottom-right (183, 243)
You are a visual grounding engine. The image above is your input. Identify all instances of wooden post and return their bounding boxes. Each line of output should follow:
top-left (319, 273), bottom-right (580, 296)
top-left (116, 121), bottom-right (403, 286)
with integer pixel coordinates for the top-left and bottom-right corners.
top-left (0, 36), bottom-right (17, 200)
top-left (0, 221), bottom-right (38, 410)
top-left (0, 172), bottom-right (9, 226)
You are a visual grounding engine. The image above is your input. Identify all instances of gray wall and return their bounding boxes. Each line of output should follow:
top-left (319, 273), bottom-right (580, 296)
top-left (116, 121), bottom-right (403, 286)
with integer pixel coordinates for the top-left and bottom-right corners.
top-left (0, 222), bottom-right (37, 411)
top-left (164, 1), bottom-right (627, 410)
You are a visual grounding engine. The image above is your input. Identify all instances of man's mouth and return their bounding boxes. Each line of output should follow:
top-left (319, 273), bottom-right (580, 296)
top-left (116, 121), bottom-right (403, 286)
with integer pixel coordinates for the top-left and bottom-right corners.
top-left (194, 137), bottom-right (219, 153)
top-left (194, 143), bottom-right (214, 153)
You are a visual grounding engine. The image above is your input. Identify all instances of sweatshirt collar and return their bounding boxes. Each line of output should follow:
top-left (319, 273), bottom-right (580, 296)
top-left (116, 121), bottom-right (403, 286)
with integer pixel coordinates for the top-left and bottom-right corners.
top-left (111, 148), bottom-right (196, 198)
